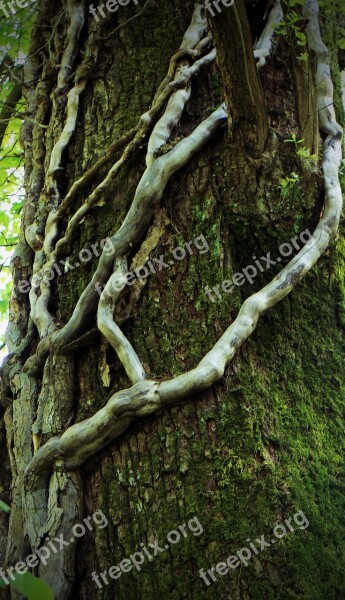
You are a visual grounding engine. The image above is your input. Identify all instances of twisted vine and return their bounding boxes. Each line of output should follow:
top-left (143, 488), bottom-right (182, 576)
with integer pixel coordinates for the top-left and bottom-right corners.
top-left (23, 0), bottom-right (343, 496)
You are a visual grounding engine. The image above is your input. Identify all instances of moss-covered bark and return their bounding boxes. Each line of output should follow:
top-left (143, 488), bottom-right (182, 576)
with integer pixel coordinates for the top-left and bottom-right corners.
top-left (1, 1), bottom-right (345, 599)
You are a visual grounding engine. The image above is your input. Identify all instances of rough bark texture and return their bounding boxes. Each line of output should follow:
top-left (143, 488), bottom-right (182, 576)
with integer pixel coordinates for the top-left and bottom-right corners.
top-left (1, 0), bottom-right (345, 599)
top-left (208, 0), bottom-right (269, 155)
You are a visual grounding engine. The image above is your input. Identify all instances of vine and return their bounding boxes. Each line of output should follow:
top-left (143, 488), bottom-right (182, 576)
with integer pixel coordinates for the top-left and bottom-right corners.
top-left (1, 1), bottom-right (343, 596)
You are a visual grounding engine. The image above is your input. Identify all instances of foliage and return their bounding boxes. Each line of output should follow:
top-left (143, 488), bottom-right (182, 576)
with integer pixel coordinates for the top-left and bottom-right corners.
top-left (0, 572), bottom-right (54, 600)
top-left (275, 0), bottom-right (308, 61)
top-left (279, 134), bottom-right (319, 197)
top-left (284, 133), bottom-right (318, 169)
top-left (277, 0), bottom-right (345, 60)
top-left (0, 500), bottom-right (53, 599)
top-left (0, 498), bottom-right (10, 512)
top-left (279, 171), bottom-right (300, 197)
top-left (0, 7), bottom-right (36, 354)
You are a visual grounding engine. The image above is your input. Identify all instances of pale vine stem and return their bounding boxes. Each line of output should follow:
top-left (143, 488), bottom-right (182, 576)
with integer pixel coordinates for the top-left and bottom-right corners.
top-left (28, 4), bottom-right (217, 344)
top-left (97, 257), bottom-right (146, 385)
top-left (254, 0), bottom-right (284, 68)
top-left (25, 0), bottom-right (85, 339)
top-left (24, 0), bottom-right (343, 490)
top-left (98, 4), bottom-right (213, 380)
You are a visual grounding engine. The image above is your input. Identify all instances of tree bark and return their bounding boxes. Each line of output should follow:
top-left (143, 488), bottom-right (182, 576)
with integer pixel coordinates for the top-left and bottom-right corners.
top-left (208, 0), bottom-right (269, 156)
top-left (1, 1), bottom-right (345, 599)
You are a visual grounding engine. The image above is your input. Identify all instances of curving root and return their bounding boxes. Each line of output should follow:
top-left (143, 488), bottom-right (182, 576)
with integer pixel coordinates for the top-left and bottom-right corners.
top-left (146, 3), bottom-right (208, 165)
top-left (46, 81), bottom-right (86, 196)
top-left (97, 258), bottom-right (146, 384)
top-left (146, 46), bottom-right (216, 165)
top-left (95, 5), bottom-right (215, 378)
top-left (51, 103), bottom-right (227, 351)
top-left (54, 27), bottom-right (214, 255)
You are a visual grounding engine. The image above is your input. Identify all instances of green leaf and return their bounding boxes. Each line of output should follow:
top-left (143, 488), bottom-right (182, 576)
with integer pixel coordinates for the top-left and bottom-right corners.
top-left (297, 52), bottom-right (308, 62)
top-left (10, 202), bottom-right (22, 216)
top-left (0, 213), bottom-right (10, 229)
top-left (0, 499), bottom-right (10, 512)
top-left (10, 573), bottom-right (54, 600)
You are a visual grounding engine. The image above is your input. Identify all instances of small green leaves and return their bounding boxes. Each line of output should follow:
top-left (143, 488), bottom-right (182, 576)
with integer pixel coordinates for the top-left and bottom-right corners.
top-left (279, 172), bottom-right (300, 197)
top-left (284, 133), bottom-right (303, 145)
top-left (284, 135), bottom-right (318, 167)
top-left (275, 1), bottom-right (307, 57)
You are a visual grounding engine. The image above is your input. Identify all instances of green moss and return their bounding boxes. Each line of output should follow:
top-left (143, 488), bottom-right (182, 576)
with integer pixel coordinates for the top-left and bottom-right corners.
top-left (51, 4), bottom-right (345, 598)
top-left (207, 253), bottom-right (345, 598)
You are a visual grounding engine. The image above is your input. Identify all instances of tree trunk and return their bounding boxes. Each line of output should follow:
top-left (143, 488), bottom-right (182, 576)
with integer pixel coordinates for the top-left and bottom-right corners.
top-left (1, 0), bottom-right (345, 599)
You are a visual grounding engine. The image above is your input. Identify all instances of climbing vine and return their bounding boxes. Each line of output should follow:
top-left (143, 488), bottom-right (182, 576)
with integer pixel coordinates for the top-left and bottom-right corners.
top-left (0, 0), bottom-right (344, 596)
